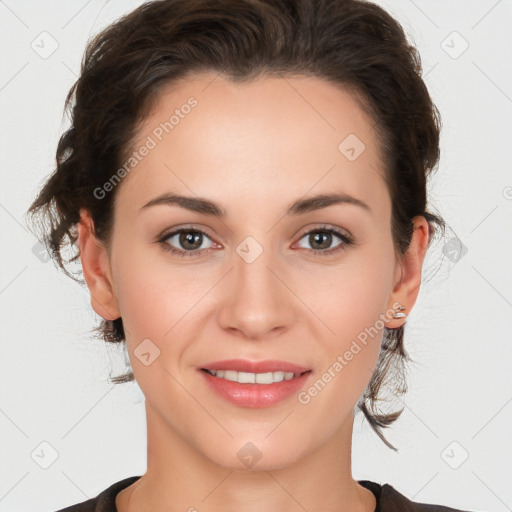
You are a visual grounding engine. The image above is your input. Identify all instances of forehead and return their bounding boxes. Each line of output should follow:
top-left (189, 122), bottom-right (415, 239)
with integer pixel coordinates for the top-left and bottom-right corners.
top-left (116, 72), bottom-right (388, 216)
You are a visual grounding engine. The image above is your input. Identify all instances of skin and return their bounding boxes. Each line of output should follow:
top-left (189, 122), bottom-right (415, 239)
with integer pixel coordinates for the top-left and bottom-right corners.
top-left (77, 72), bottom-right (429, 512)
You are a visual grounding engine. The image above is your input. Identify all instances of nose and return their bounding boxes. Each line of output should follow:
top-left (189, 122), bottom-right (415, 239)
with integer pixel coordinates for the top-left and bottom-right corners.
top-left (216, 242), bottom-right (296, 340)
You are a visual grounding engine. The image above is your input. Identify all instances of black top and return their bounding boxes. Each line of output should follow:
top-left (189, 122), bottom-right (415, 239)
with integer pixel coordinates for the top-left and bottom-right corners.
top-left (53, 475), bottom-right (474, 512)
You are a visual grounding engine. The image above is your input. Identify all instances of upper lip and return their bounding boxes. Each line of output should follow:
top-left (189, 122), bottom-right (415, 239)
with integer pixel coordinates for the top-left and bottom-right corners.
top-left (200, 359), bottom-right (310, 374)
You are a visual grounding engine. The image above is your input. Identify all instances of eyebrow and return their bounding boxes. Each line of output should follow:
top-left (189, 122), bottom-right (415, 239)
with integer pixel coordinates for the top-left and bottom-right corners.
top-left (139, 192), bottom-right (371, 217)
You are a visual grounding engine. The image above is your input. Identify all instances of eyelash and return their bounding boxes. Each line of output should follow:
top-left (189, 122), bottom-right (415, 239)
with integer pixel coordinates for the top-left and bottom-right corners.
top-left (157, 224), bottom-right (354, 258)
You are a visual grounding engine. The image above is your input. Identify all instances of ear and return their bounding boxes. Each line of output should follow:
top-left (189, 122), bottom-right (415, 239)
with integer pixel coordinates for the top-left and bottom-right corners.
top-left (385, 215), bottom-right (430, 329)
top-left (76, 208), bottom-right (121, 321)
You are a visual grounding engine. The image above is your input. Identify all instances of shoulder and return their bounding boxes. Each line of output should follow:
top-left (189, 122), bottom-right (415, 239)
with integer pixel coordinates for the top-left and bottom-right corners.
top-left (359, 480), bottom-right (477, 512)
top-left (53, 476), bottom-right (141, 512)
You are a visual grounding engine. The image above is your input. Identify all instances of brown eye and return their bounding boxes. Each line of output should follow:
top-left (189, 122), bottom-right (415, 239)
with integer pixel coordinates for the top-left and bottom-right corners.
top-left (306, 231), bottom-right (337, 250)
top-left (159, 228), bottom-right (216, 257)
top-left (295, 226), bottom-right (353, 256)
top-left (177, 231), bottom-right (204, 250)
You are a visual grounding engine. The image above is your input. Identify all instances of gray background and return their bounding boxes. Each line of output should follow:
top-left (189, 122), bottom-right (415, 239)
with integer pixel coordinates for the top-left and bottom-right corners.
top-left (0, 0), bottom-right (511, 511)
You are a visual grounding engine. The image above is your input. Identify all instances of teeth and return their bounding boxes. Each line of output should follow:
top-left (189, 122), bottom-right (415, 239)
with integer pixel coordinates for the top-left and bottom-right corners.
top-left (206, 369), bottom-right (299, 384)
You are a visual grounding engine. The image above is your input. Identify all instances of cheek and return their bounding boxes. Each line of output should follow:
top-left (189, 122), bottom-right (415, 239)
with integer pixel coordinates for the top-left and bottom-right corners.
top-left (111, 258), bottom-right (208, 400)
top-left (111, 245), bottom-right (219, 356)
top-left (298, 245), bottom-right (395, 344)
top-left (111, 229), bottom-right (187, 318)
top-left (294, 243), bottom-right (394, 402)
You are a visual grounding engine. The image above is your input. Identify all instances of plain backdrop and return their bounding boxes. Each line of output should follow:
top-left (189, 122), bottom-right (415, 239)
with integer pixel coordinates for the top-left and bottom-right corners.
top-left (0, 1), bottom-right (511, 511)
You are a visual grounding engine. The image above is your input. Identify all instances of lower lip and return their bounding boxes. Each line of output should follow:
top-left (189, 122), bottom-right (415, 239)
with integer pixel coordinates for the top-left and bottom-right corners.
top-left (199, 369), bottom-right (312, 408)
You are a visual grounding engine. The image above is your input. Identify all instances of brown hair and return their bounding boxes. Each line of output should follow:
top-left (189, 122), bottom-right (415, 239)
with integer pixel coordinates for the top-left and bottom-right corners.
top-left (26, 0), bottom-right (444, 450)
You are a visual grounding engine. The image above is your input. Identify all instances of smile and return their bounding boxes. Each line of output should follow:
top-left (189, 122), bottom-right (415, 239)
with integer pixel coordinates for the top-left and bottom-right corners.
top-left (203, 369), bottom-right (305, 384)
top-left (200, 368), bottom-right (313, 408)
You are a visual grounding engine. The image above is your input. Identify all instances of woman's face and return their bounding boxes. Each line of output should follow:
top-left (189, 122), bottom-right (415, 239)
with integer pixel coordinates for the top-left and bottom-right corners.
top-left (82, 72), bottom-right (424, 470)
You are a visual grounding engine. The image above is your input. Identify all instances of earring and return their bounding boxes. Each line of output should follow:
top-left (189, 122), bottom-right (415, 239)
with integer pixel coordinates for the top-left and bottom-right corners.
top-left (393, 305), bottom-right (407, 319)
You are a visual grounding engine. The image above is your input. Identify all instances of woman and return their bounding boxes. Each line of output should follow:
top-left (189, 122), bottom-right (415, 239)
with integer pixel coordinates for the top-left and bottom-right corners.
top-left (27, 0), bottom-right (476, 510)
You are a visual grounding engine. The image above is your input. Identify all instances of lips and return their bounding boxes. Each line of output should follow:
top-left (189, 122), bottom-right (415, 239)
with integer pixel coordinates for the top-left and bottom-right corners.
top-left (199, 361), bottom-right (312, 408)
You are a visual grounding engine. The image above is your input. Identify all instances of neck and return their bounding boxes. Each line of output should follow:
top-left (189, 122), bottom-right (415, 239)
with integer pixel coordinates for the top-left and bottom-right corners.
top-left (117, 403), bottom-right (376, 512)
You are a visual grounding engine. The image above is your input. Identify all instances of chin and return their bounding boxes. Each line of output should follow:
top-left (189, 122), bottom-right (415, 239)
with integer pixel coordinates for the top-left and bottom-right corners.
top-left (202, 437), bottom-right (307, 473)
